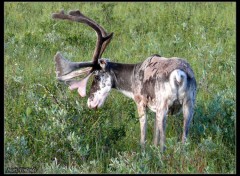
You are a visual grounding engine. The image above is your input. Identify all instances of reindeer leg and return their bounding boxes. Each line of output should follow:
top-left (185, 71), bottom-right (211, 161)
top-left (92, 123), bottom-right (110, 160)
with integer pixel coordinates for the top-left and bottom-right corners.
top-left (137, 104), bottom-right (147, 150)
top-left (182, 99), bottom-right (194, 143)
top-left (153, 115), bottom-right (160, 146)
top-left (156, 103), bottom-right (168, 152)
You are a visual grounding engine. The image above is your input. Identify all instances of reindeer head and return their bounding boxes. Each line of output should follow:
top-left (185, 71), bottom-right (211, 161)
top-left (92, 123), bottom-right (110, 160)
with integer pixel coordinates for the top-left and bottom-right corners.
top-left (87, 59), bottom-right (114, 109)
top-left (52, 10), bottom-right (114, 109)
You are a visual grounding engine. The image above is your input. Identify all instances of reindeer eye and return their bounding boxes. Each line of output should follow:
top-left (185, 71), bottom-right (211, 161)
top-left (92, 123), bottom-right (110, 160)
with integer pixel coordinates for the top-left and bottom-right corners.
top-left (95, 75), bottom-right (100, 81)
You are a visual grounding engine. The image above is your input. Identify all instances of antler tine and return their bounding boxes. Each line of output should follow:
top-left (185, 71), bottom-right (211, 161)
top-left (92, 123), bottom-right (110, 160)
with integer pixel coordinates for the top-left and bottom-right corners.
top-left (69, 10), bottom-right (113, 59)
top-left (52, 10), bottom-right (113, 66)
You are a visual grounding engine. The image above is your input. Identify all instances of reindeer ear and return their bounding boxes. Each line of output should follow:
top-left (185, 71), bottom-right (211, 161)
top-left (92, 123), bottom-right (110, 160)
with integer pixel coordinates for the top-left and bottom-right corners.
top-left (99, 58), bottom-right (109, 70)
top-left (68, 73), bottom-right (92, 97)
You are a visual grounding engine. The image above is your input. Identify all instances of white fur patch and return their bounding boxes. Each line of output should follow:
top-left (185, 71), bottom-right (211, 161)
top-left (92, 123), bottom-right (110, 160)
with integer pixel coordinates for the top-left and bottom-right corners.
top-left (87, 73), bottom-right (112, 108)
top-left (169, 69), bottom-right (187, 98)
top-left (119, 90), bottom-right (134, 99)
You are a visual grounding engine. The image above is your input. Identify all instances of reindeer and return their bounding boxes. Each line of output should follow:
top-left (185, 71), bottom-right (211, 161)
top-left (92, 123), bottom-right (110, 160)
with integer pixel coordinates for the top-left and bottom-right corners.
top-left (52, 10), bottom-right (197, 152)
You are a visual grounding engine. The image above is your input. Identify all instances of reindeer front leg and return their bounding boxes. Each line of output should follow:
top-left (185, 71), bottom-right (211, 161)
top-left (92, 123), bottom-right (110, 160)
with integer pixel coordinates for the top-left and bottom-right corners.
top-left (136, 103), bottom-right (147, 150)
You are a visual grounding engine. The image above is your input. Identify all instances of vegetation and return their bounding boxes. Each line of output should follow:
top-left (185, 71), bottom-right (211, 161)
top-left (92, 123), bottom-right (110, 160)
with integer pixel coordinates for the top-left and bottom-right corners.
top-left (4, 2), bottom-right (236, 174)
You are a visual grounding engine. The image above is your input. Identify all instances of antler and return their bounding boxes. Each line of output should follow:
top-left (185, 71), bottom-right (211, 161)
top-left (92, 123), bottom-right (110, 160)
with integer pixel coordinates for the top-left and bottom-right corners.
top-left (52, 10), bottom-right (113, 66)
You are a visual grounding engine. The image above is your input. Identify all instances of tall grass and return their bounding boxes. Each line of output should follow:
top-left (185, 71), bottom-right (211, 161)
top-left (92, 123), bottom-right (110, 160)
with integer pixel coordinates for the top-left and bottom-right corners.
top-left (4, 2), bottom-right (236, 173)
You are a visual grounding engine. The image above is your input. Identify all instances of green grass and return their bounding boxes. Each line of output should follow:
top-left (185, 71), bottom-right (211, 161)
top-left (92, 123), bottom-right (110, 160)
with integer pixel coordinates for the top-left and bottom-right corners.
top-left (4, 2), bottom-right (236, 174)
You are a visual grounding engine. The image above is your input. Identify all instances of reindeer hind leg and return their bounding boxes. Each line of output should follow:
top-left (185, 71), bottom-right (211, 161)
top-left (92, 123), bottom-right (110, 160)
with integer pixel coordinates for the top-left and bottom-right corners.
top-left (153, 114), bottom-right (160, 146)
top-left (182, 99), bottom-right (194, 143)
top-left (156, 102), bottom-right (168, 152)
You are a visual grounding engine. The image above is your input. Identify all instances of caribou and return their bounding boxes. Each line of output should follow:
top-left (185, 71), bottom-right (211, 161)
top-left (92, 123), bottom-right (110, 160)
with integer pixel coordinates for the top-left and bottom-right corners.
top-left (52, 10), bottom-right (197, 152)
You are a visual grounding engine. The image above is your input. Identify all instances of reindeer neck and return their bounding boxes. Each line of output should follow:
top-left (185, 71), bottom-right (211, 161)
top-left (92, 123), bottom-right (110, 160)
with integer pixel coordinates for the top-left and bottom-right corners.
top-left (108, 62), bottom-right (139, 98)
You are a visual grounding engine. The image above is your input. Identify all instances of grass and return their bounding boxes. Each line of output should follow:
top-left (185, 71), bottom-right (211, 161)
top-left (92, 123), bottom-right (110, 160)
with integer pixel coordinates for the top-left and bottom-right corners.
top-left (4, 2), bottom-right (236, 174)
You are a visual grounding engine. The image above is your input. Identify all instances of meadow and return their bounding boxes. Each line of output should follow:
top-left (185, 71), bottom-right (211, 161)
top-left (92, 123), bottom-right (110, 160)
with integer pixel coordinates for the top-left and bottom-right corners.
top-left (4, 2), bottom-right (236, 174)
